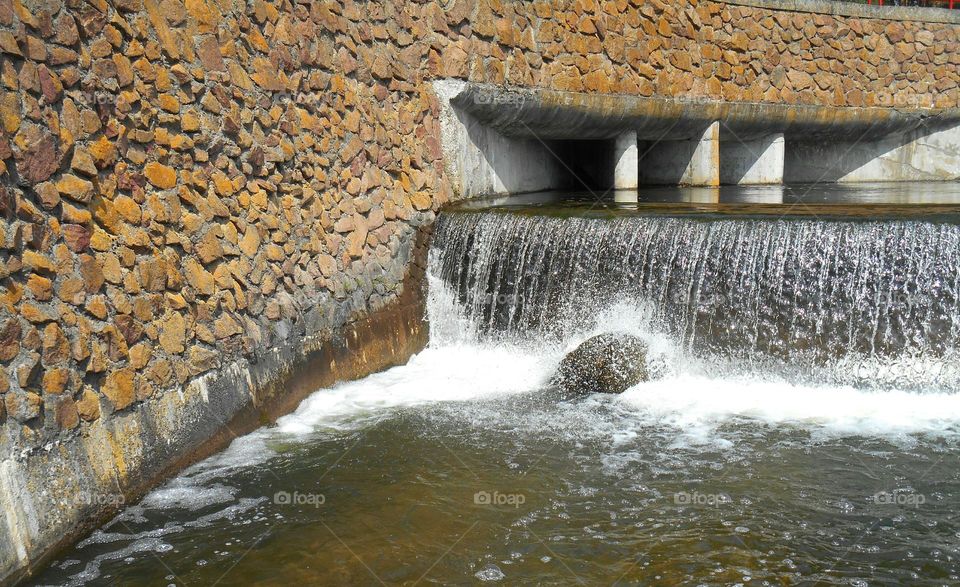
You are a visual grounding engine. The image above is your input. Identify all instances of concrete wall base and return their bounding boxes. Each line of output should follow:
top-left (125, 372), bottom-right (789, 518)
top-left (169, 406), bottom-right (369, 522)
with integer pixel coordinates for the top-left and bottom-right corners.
top-left (785, 124), bottom-right (960, 183)
top-left (721, 133), bottom-right (785, 185)
top-left (434, 81), bottom-right (568, 198)
top-left (639, 122), bottom-right (721, 186)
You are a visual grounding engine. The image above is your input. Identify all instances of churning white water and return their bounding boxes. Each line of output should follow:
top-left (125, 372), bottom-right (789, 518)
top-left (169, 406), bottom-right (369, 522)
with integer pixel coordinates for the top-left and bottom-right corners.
top-left (187, 210), bottom-right (960, 446)
top-left (181, 210), bottom-right (960, 450)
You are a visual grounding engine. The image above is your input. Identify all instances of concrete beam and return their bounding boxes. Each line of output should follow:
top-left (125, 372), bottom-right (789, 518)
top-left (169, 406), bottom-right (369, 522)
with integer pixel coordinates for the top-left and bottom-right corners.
top-left (720, 133), bottom-right (785, 185)
top-left (613, 131), bottom-right (638, 190)
top-left (724, 0), bottom-right (960, 25)
top-left (638, 122), bottom-right (720, 186)
top-left (450, 82), bottom-right (960, 141)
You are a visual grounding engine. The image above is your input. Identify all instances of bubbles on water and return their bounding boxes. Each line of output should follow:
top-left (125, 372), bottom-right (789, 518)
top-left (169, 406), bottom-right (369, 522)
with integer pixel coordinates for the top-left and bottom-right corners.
top-left (475, 564), bottom-right (506, 581)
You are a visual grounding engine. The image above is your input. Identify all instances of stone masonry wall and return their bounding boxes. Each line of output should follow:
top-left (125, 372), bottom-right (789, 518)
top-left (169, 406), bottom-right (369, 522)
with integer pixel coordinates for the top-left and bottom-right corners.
top-left (0, 0), bottom-right (958, 579)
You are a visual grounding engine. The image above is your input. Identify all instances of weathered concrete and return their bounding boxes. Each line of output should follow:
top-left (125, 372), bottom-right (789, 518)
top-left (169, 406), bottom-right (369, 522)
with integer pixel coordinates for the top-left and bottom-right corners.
top-left (442, 84), bottom-right (960, 187)
top-left (639, 122), bottom-right (721, 186)
top-left (613, 132), bottom-right (639, 190)
top-left (435, 81), bottom-right (565, 198)
top-left (452, 84), bottom-right (960, 141)
top-left (721, 133), bottom-right (785, 185)
top-left (785, 124), bottom-right (960, 183)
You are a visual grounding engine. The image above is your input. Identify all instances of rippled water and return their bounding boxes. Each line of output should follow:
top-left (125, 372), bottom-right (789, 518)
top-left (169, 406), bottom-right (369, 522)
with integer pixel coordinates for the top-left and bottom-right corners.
top-left (32, 197), bottom-right (960, 586)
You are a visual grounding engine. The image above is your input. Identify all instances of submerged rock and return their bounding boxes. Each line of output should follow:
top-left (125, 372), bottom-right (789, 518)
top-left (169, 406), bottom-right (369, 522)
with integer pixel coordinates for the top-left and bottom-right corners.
top-left (552, 333), bottom-right (649, 396)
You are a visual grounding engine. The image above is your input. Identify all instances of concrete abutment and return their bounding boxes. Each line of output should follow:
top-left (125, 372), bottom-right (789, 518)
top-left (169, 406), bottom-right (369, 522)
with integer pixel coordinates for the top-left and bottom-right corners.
top-left (438, 83), bottom-right (960, 192)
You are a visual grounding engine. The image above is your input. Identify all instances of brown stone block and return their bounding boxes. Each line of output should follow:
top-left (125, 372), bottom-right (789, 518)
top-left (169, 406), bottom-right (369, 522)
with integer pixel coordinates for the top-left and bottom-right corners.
top-left (76, 387), bottom-right (100, 421)
top-left (61, 223), bottom-right (91, 252)
top-left (25, 273), bottom-right (52, 301)
top-left (0, 317), bottom-right (21, 361)
top-left (42, 367), bottom-right (69, 394)
top-left (144, 161), bottom-right (177, 189)
top-left (84, 295), bottom-right (108, 320)
top-left (5, 390), bottom-right (42, 421)
top-left (15, 351), bottom-right (40, 387)
top-left (54, 395), bottom-right (80, 429)
top-left (102, 367), bottom-right (135, 410)
top-left (78, 253), bottom-right (105, 294)
top-left (158, 310), bottom-right (186, 354)
top-left (14, 124), bottom-right (60, 185)
top-left (22, 249), bottom-right (55, 273)
top-left (41, 322), bottom-right (69, 365)
top-left (55, 173), bottom-right (94, 203)
top-left (91, 196), bottom-right (121, 235)
top-left (57, 278), bottom-right (85, 305)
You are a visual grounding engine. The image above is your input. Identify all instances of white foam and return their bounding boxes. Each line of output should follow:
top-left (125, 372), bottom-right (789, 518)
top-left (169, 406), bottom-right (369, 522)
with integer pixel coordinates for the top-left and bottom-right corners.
top-left (140, 482), bottom-right (237, 512)
top-left (618, 374), bottom-right (960, 439)
top-left (273, 344), bottom-right (558, 436)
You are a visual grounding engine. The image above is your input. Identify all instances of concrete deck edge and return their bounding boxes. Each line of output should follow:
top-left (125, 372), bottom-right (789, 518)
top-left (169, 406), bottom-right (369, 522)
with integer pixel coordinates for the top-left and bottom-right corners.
top-left (443, 81), bottom-right (960, 140)
top-left (722, 0), bottom-right (960, 24)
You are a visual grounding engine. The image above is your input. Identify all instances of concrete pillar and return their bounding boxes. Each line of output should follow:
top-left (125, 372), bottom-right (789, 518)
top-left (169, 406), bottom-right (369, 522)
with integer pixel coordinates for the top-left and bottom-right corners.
top-left (720, 133), bottom-right (784, 185)
top-left (613, 131), bottom-right (638, 190)
top-left (683, 121), bottom-right (720, 186)
top-left (638, 121), bottom-right (720, 186)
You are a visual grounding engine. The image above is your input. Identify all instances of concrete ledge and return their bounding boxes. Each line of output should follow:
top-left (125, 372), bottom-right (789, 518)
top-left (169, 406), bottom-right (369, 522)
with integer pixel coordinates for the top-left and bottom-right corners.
top-left (723, 0), bottom-right (960, 24)
top-left (450, 83), bottom-right (960, 141)
top-left (0, 227), bottom-right (432, 586)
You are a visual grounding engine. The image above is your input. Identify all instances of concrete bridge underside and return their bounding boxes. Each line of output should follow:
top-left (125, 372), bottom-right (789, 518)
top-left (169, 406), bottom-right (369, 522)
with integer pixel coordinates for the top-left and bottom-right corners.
top-left (435, 81), bottom-right (960, 198)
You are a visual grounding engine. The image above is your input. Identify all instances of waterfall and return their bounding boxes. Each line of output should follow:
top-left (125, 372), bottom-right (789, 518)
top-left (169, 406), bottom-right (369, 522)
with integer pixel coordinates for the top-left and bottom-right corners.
top-left (427, 210), bottom-right (960, 392)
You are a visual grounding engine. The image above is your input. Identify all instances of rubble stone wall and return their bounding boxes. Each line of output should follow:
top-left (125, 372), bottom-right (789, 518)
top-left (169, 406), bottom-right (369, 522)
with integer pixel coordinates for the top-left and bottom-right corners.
top-left (0, 0), bottom-right (957, 581)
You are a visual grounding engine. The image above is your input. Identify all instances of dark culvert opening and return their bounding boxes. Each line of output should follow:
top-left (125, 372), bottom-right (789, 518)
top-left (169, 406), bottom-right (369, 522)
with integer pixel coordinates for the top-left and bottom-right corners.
top-left (550, 139), bottom-right (615, 191)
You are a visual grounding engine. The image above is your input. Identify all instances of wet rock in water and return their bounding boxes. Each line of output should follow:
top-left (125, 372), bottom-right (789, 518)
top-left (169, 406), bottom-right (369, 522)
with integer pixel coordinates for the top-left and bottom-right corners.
top-left (552, 333), bottom-right (649, 396)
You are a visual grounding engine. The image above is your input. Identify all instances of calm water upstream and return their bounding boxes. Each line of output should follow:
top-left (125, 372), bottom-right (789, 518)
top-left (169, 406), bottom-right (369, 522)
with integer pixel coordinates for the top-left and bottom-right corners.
top-left (34, 184), bottom-right (960, 586)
